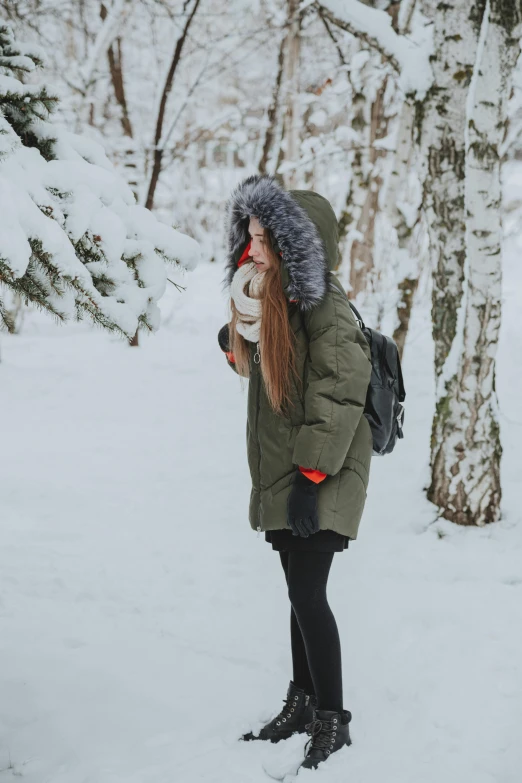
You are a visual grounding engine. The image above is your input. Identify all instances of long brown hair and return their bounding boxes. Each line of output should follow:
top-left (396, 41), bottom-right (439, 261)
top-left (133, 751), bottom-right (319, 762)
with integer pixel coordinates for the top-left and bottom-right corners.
top-left (229, 229), bottom-right (301, 415)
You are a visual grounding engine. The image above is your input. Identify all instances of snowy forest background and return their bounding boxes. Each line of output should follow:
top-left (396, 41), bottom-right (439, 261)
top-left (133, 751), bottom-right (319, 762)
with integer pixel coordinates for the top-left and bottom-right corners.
top-left (1, 2), bottom-right (522, 782)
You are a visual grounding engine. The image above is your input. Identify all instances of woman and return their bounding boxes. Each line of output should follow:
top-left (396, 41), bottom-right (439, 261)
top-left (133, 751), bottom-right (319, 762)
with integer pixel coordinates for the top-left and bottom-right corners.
top-left (218, 174), bottom-right (372, 772)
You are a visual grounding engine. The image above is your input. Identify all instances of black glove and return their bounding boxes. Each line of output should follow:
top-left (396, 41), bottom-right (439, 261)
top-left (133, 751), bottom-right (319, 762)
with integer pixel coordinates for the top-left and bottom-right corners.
top-left (218, 323), bottom-right (230, 353)
top-left (287, 469), bottom-right (320, 538)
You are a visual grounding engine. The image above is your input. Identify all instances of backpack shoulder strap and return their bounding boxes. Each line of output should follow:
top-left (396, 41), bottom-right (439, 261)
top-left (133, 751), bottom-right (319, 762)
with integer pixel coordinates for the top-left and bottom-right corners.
top-left (328, 275), bottom-right (366, 330)
top-left (348, 301), bottom-right (366, 330)
top-left (397, 353), bottom-right (406, 402)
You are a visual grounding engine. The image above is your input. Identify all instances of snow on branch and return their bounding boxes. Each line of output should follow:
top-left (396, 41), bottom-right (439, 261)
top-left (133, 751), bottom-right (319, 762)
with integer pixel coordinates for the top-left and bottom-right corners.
top-left (314, 0), bottom-right (433, 98)
top-left (0, 23), bottom-right (200, 337)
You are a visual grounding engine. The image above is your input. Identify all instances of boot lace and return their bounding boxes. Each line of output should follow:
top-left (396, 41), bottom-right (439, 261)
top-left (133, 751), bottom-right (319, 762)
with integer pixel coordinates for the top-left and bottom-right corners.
top-left (274, 693), bottom-right (301, 726)
top-left (305, 717), bottom-right (336, 756)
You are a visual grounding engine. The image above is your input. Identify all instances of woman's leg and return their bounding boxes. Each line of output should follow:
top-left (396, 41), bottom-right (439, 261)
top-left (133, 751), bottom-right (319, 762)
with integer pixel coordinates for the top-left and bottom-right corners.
top-left (279, 551), bottom-right (315, 696)
top-left (286, 551), bottom-right (343, 713)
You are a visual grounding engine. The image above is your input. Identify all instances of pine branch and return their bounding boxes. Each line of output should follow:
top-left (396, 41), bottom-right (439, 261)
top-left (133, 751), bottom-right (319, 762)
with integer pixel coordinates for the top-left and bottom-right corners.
top-left (0, 292), bottom-right (15, 333)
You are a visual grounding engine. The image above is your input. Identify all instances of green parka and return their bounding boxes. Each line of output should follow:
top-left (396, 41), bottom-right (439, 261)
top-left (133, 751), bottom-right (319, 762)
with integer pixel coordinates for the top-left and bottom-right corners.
top-left (223, 175), bottom-right (373, 540)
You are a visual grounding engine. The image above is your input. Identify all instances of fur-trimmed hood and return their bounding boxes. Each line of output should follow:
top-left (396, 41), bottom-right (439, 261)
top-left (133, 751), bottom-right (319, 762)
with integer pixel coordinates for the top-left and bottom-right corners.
top-left (223, 175), bottom-right (339, 311)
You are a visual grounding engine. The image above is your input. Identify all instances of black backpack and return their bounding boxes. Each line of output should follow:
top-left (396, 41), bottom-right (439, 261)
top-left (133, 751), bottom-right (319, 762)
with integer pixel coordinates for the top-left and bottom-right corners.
top-left (349, 302), bottom-right (405, 456)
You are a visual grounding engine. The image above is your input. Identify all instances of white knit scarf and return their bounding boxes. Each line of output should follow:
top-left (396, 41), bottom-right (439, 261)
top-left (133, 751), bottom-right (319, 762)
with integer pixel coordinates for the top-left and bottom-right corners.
top-left (230, 260), bottom-right (267, 342)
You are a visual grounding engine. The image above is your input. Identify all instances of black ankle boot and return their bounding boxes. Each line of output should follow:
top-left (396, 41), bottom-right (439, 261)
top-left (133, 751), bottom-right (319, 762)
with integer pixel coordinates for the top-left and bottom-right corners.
top-left (242, 681), bottom-right (316, 743)
top-left (299, 708), bottom-right (352, 770)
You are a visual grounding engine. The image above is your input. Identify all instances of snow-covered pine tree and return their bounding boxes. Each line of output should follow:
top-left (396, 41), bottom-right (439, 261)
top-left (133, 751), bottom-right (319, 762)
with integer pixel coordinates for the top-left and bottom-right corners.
top-left (0, 24), bottom-right (199, 336)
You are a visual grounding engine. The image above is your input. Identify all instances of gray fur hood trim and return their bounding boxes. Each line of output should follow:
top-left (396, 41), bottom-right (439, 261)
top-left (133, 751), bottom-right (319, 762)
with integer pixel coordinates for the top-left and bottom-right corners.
top-left (223, 175), bottom-right (330, 311)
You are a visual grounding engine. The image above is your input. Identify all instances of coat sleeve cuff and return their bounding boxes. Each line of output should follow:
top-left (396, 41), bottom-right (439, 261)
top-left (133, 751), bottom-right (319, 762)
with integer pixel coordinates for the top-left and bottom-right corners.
top-left (298, 466), bottom-right (327, 484)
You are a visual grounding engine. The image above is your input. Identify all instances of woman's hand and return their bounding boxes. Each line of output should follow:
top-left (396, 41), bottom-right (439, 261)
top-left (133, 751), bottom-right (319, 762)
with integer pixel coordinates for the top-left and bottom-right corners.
top-left (218, 323), bottom-right (230, 353)
top-left (287, 470), bottom-right (320, 537)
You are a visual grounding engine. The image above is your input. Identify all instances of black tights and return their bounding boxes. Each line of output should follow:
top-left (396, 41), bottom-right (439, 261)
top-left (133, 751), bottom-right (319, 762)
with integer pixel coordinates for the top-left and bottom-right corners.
top-left (279, 550), bottom-right (343, 713)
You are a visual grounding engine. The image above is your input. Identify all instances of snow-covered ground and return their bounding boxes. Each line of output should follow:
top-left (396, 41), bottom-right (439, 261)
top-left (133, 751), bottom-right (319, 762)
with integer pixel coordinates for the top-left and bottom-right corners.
top-left (1, 236), bottom-right (522, 781)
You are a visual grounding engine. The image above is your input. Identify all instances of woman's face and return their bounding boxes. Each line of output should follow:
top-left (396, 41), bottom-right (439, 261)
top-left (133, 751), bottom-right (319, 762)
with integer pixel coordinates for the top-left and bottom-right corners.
top-left (248, 216), bottom-right (272, 273)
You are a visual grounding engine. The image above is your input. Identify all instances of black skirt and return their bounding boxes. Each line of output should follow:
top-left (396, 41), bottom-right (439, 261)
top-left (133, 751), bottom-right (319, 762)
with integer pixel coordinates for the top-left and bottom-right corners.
top-left (265, 529), bottom-right (350, 552)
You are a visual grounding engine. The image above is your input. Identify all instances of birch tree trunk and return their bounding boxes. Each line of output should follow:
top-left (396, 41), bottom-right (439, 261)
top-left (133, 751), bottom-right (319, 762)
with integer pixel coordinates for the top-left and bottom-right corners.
top-left (281, 0), bottom-right (302, 189)
top-left (348, 76), bottom-right (390, 300)
top-left (338, 86), bottom-right (371, 280)
top-left (418, 0), bottom-right (485, 376)
top-left (386, 0), bottom-right (423, 357)
top-left (328, 1), bottom-right (417, 341)
top-left (385, 100), bottom-right (421, 357)
top-left (428, 0), bottom-right (522, 525)
top-left (315, 2), bottom-right (395, 293)
top-left (258, 32), bottom-right (286, 176)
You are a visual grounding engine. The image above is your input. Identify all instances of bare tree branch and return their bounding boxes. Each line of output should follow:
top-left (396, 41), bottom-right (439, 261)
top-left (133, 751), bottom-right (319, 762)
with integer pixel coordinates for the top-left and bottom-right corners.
top-left (317, 5), bottom-right (348, 66)
top-left (313, 1), bottom-right (400, 74)
top-left (100, 3), bottom-right (133, 138)
top-left (145, 0), bottom-right (202, 210)
top-left (80, 0), bottom-right (135, 94)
